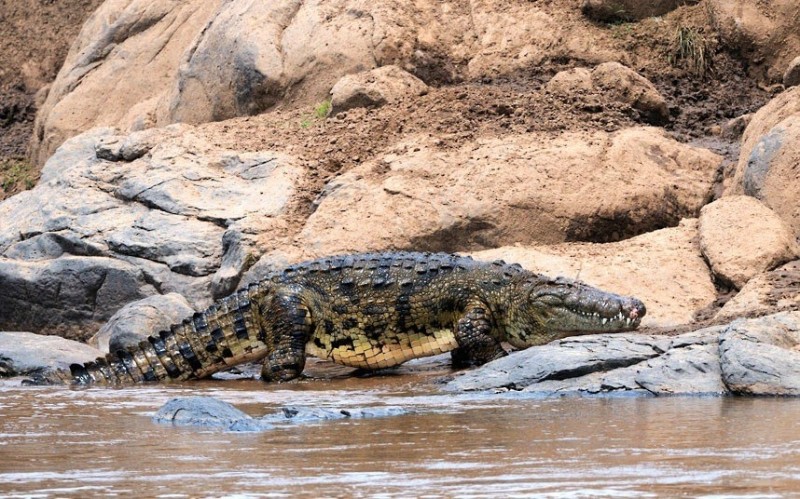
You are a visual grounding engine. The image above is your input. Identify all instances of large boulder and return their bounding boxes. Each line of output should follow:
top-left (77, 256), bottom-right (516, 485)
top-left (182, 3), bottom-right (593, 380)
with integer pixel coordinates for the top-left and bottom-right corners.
top-left (715, 260), bottom-right (800, 321)
top-left (445, 312), bottom-right (800, 397)
top-left (730, 88), bottom-right (800, 237)
top-left (473, 219), bottom-right (717, 328)
top-left (719, 312), bottom-right (800, 396)
top-left (31, 0), bottom-right (624, 165)
top-left (699, 196), bottom-right (799, 289)
top-left (444, 327), bottom-right (726, 396)
top-left (299, 128), bottom-right (720, 256)
top-left (0, 126), bottom-right (303, 339)
top-left (709, 0), bottom-right (800, 83)
top-left (0, 332), bottom-right (102, 377)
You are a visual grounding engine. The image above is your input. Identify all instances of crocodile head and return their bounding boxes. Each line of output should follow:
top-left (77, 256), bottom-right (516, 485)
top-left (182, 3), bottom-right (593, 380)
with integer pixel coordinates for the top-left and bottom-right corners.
top-left (506, 276), bottom-right (646, 348)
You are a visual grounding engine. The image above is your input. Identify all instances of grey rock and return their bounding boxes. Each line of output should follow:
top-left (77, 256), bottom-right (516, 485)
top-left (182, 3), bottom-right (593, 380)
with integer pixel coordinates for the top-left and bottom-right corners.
top-left (633, 328), bottom-right (727, 396)
top-left (0, 332), bottom-right (103, 377)
top-left (447, 327), bottom-right (729, 396)
top-left (719, 312), bottom-right (800, 396)
top-left (743, 125), bottom-right (784, 198)
top-left (0, 127), bottom-right (303, 337)
top-left (211, 230), bottom-right (254, 299)
top-left (153, 396), bottom-right (410, 432)
top-left (153, 396), bottom-right (258, 428)
top-left (445, 334), bottom-right (670, 392)
top-left (90, 293), bottom-right (195, 353)
top-left (0, 256), bottom-right (157, 341)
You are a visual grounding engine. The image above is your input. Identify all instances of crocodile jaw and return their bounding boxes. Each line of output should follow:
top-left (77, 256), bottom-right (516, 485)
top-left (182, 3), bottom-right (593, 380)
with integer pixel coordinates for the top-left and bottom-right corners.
top-left (528, 277), bottom-right (646, 334)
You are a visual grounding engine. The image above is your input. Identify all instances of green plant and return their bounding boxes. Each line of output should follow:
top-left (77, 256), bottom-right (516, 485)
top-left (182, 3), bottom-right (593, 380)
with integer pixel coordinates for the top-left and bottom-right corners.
top-left (0, 158), bottom-right (36, 195)
top-left (299, 99), bottom-right (332, 129)
top-left (314, 99), bottom-right (332, 119)
top-left (670, 26), bottom-right (711, 76)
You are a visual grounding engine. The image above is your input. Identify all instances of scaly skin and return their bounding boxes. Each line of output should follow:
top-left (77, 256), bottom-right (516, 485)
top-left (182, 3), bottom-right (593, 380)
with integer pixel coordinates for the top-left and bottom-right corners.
top-left (30, 252), bottom-right (646, 386)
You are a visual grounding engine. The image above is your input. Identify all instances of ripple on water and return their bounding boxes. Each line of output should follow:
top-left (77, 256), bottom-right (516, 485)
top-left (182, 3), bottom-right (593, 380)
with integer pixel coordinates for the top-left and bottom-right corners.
top-left (2, 379), bottom-right (800, 496)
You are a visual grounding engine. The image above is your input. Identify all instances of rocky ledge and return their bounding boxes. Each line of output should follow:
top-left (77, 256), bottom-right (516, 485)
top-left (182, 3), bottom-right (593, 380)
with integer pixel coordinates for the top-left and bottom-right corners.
top-left (445, 312), bottom-right (800, 397)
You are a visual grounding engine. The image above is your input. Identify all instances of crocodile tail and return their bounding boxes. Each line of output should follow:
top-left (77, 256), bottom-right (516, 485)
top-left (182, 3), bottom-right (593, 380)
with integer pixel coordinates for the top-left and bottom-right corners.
top-left (34, 283), bottom-right (272, 386)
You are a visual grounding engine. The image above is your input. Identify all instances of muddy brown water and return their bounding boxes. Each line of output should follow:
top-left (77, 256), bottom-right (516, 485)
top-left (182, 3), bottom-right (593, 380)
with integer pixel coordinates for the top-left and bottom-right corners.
top-left (2, 358), bottom-right (800, 498)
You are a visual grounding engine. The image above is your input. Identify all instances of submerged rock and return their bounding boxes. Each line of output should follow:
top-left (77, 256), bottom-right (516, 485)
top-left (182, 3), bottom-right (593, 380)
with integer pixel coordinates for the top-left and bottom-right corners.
top-left (0, 332), bottom-right (102, 377)
top-left (444, 312), bottom-right (800, 397)
top-left (153, 396), bottom-right (410, 432)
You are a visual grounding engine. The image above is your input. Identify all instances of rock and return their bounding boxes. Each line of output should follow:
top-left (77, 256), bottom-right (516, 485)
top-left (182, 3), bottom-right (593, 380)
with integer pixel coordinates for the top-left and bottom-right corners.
top-left (447, 313), bottom-right (800, 397)
top-left (721, 113), bottom-right (752, 140)
top-left (153, 396), bottom-right (410, 432)
top-left (445, 328), bottom-right (727, 396)
top-left (784, 56), bottom-right (800, 88)
top-left (709, 0), bottom-right (800, 83)
top-left (153, 396), bottom-right (257, 428)
top-left (719, 312), bottom-right (800, 396)
top-left (545, 63), bottom-right (669, 124)
top-left (0, 126), bottom-right (304, 338)
top-left (299, 128), bottom-right (720, 256)
top-left (730, 91), bottom-right (800, 237)
top-left (545, 68), bottom-right (594, 96)
top-left (699, 196), bottom-right (799, 289)
top-left (591, 62), bottom-right (669, 124)
top-left (0, 332), bottom-right (103, 377)
top-left (330, 65), bottom-right (429, 115)
top-left (715, 260), bottom-right (800, 321)
top-left (581, 0), bottom-right (695, 22)
top-left (0, 256), bottom-right (156, 341)
top-left (89, 293), bottom-right (195, 353)
top-left (444, 333), bottom-right (669, 392)
top-left (31, 0), bottom-right (625, 164)
top-left (473, 220), bottom-right (717, 328)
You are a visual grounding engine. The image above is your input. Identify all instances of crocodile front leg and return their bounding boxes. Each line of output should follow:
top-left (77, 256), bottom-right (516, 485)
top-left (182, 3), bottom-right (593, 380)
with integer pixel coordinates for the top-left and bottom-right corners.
top-left (260, 291), bottom-right (313, 382)
top-left (451, 304), bottom-right (507, 368)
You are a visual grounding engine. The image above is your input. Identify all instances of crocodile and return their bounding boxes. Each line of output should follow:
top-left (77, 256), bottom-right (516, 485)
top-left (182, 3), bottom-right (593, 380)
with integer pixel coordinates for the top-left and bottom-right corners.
top-left (31, 251), bottom-right (645, 386)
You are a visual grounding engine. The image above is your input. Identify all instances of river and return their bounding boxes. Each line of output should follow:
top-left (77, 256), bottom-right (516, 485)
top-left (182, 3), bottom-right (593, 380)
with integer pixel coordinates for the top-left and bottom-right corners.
top-left (2, 358), bottom-right (800, 497)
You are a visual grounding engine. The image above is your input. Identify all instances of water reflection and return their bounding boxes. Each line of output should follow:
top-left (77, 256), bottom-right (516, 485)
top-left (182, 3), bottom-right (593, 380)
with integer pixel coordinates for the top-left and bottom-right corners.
top-left (2, 371), bottom-right (800, 497)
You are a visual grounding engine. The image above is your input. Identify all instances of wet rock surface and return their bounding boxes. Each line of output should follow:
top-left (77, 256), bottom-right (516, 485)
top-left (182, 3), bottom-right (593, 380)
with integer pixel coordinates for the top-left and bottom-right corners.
top-left (445, 312), bottom-right (800, 397)
top-left (153, 396), bottom-right (410, 432)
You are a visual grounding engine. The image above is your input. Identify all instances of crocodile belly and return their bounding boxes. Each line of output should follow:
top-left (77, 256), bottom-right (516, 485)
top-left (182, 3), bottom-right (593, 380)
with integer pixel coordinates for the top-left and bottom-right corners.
top-left (305, 328), bottom-right (459, 370)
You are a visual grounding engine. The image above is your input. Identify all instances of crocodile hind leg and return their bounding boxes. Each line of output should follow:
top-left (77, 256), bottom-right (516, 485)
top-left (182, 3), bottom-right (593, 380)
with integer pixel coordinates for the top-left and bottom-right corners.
top-left (451, 304), bottom-right (507, 368)
top-left (260, 291), bottom-right (313, 382)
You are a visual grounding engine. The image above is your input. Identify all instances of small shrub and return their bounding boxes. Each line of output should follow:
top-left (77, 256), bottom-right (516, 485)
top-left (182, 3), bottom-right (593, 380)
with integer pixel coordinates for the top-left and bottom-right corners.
top-left (670, 26), bottom-right (711, 76)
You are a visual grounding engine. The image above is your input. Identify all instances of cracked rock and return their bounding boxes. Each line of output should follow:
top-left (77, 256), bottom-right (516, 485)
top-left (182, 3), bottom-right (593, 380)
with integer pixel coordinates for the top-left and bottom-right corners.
top-left (0, 126), bottom-right (303, 339)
